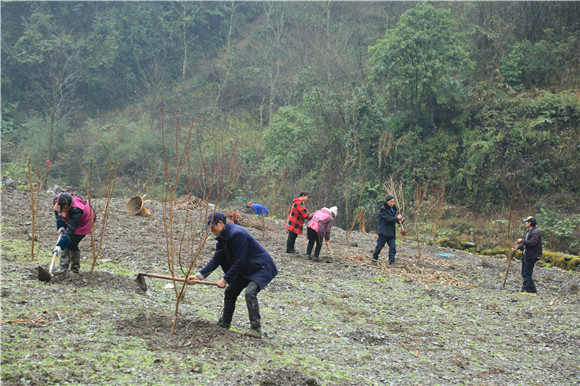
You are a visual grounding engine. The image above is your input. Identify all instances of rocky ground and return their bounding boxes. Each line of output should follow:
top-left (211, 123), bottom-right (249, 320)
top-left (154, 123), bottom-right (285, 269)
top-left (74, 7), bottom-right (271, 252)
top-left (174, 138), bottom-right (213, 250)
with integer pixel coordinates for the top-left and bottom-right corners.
top-left (1, 188), bottom-right (579, 385)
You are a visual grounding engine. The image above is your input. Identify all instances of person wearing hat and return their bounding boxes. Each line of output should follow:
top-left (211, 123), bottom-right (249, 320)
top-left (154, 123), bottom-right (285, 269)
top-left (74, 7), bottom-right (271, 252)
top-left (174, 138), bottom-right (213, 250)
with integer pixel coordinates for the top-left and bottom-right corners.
top-left (305, 206), bottom-right (338, 262)
top-left (246, 202), bottom-right (269, 216)
top-left (371, 195), bottom-right (402, 265)
top-left (512, 216), bottom-right (542, 293)
top-left (189, 212), bottom-right (278, 338)
top-left (285, 191), bottom-right (312, 254)
top-left (52, 192), bottom-right (96, 274)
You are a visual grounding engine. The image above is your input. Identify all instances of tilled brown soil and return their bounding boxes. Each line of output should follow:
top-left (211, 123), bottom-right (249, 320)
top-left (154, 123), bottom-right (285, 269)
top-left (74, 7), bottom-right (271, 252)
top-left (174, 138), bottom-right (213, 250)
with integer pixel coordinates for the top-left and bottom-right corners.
top-left (2, 188), bottom-right (579, 385)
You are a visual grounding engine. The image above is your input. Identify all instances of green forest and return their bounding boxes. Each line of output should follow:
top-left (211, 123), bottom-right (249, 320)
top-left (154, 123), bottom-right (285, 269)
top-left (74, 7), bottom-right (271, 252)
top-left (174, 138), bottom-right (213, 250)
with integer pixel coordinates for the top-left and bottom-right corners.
top-left (2, 1), bottom-right (579, 252)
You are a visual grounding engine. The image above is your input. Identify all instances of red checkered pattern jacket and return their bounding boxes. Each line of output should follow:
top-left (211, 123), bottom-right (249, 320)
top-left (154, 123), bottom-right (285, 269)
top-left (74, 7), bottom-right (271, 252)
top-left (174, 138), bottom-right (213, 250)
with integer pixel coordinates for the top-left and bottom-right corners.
top-left (285, 197), bottom-right (310, 235)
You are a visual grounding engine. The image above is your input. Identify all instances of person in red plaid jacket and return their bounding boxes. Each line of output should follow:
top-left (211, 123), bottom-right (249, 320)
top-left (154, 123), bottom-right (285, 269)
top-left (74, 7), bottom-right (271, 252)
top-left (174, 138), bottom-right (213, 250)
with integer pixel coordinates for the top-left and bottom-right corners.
top-left (285, 191), bottom-right (312, 254)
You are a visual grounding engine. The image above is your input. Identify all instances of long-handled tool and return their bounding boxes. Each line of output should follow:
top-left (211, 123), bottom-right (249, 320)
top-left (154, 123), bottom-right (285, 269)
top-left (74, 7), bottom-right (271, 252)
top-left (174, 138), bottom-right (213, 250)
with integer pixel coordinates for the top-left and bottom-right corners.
top-left (38, 234), bottom-right (62, 283)
top-left (135, 272), bottom-right (219, 292)
top-left (502, 249), bottom-right (515, 289)
top-left (327, 243), bottom-right (334, 260)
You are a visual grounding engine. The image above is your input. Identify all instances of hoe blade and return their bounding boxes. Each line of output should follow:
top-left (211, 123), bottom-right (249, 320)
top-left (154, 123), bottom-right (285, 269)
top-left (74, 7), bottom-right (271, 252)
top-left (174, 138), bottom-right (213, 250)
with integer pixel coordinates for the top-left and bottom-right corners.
top-left (135, 273), bottom-right (148, 292)
top-left (135, 273), bottom-right (152, 296)
top-left (38, 266), bottom-right (53, 283)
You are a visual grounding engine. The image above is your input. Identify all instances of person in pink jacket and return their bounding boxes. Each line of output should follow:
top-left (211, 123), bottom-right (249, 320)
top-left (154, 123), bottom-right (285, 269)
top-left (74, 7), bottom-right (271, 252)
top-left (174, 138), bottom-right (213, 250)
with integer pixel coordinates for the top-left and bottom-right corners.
top-left (305, 206), bottom-right (337, 262)
top-left (52, 192), bottom-right (95, 274)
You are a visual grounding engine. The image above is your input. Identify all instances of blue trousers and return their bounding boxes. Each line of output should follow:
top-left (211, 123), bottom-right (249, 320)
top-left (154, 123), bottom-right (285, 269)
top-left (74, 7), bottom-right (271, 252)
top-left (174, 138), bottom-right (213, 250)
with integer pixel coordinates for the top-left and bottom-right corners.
top-left (373, 235), bottom-right (396, 264)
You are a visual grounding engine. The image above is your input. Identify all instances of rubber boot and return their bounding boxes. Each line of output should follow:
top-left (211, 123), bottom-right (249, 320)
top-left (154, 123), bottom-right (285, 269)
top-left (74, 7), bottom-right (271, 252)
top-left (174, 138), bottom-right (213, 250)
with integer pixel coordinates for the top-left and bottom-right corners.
top-left (245, 285), bottom-right (262, 338)
top-left (217, 318), bottom-right (231, 329)
top-left (55, 249), bottom-right (71, 274)
top-left (218, 298), bottom-right (236, 329)
top-left (70, 251), bottom-right (81, 274)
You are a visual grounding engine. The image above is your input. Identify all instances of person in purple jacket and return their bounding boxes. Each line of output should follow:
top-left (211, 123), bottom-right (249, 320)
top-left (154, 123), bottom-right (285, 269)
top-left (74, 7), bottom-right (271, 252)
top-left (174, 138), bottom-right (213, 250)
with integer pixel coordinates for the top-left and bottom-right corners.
top-left (52, 192), bottom-right (95, 274)
top-left (190, 212), bottom-right (278, 338)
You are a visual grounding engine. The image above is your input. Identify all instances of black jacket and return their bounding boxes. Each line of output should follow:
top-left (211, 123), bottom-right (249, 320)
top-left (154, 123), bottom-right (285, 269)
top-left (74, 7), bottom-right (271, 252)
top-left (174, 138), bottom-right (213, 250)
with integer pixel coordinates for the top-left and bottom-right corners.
top-left (517, 226), bottom-right (542, 260)
top-left (376, 203), bottom-right (400, 238)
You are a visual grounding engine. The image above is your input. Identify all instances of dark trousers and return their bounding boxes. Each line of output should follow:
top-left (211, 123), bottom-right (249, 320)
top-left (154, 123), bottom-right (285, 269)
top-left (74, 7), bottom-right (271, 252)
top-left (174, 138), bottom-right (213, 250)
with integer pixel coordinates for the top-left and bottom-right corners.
top-left (521, 259), bottom-right (538, 293)
top-left (286, 231), bottom-right (298, 253)
top-left (67, 234), bottom-right (86, 252)
top-left (373, 235), bottom-right (396, 264)
top-left (59, 234), bottom-right (85, 271)
top-left (221, 277), bottom-right (262, 330)
top-left (306, 227), bottom-right (323, 257)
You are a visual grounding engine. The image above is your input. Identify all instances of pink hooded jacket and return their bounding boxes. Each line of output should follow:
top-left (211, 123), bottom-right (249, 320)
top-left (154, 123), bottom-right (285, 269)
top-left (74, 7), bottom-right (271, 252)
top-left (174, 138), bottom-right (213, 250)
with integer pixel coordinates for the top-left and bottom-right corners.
top-left (308, 208), bottom-right (335, 243)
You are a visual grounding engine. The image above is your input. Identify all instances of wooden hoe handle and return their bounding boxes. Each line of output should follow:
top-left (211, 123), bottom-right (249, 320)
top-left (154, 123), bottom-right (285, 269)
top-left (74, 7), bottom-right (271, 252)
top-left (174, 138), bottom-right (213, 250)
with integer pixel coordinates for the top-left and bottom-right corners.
top-left (140, 273), bottom-right (220, 286)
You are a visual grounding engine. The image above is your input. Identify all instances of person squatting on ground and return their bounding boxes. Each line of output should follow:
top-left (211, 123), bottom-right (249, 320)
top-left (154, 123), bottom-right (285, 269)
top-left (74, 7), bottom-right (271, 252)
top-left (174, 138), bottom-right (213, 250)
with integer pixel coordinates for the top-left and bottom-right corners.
top-left (247, 202), bottom-right (269, 216)
top-left (512, 216), bottom-right (542, 293)
top-left (285, 191), bottom-right (312, 254)
top-left (372, 195), bottom-right (403, 265)
top-left (306, 206), bottom-right (337, 262)
top-left (52, 192), bottom-right (95, 274)
top-left (190, 212), bottom-right (278, 338)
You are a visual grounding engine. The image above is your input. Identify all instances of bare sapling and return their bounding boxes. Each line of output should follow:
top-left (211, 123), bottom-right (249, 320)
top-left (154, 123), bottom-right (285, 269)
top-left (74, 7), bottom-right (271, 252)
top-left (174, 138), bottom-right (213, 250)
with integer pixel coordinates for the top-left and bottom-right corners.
top-left (264, 167), bottom-right (288, 219)
top-left (25, 159), bottom-right (50, 261)
top-left (160, 109), bottom-right (201, 334)
top-left (345, 178), bottom-right (366, 243)
top-left (82, 159), bottom-right (122, 273)
top-left (411, 182), bottom-right (438, 260)
top-left (159, 106), bottom-right (243, 333)
top-left (253, 166), bottom-right (288, 238)
top-left (429, 180), bottom-right (446, 238)
top-left (506, 187), bottom-right (530, 248)
top-left (343, 182), bottom-right (352, 244)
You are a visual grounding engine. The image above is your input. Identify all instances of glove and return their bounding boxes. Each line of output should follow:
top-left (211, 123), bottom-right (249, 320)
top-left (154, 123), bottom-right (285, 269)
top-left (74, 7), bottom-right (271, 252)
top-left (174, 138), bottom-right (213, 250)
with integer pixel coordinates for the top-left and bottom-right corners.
top-left (52, 246), bottom-right (62, 256)
top-left (57, 227), bottom-right (65, 236)
top-left (187, 273), bottom-right (204, 284)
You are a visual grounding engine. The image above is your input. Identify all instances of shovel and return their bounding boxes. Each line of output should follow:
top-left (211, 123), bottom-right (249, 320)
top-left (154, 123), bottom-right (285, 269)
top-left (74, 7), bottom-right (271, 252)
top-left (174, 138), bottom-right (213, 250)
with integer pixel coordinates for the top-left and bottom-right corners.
top-left (38, 235), bottom-right (62, 283)
top-left (135, 272), bottom-right (219, 292)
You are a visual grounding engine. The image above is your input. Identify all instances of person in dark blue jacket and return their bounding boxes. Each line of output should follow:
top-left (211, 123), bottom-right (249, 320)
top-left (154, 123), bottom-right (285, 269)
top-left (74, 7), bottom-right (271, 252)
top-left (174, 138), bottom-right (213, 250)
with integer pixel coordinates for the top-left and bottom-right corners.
top-left (190, 212), bottom-right (278, 338)
top-left (371, 195), bottom-right (403, 265)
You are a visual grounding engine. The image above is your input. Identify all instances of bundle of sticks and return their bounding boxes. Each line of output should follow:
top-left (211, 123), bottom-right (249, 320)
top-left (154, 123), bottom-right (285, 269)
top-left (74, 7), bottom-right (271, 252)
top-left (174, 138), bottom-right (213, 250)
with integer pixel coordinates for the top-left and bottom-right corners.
top-left (224, 210), bottom-right (277, 232)
top-left (174, 195), bottom-right (209, 210)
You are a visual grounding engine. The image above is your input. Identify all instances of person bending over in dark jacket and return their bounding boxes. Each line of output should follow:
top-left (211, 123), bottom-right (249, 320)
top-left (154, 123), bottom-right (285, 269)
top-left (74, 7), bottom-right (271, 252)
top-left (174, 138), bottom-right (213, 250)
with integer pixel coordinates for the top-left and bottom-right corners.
top-left (190, 212), bottom-right (278, 338)
top-left (371, 195), bottom-right (402, 265)
top-left (247, 202), bottom-right (269, 216)
top-left (512, 216), bottom-right (542, 293)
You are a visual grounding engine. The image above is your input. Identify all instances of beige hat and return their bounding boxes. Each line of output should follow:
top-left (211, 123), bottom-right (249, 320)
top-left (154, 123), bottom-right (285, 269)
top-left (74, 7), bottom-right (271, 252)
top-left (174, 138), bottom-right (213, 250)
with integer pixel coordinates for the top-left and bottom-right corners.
top-left (329, 206), bottom-right (338, 217)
